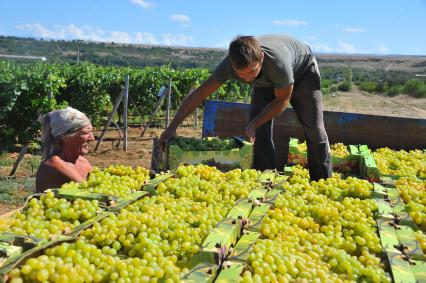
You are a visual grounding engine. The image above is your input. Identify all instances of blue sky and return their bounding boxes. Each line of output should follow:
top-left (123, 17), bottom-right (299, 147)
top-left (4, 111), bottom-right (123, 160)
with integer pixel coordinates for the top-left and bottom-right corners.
top-left (1, 0), bottom-right (425, 55)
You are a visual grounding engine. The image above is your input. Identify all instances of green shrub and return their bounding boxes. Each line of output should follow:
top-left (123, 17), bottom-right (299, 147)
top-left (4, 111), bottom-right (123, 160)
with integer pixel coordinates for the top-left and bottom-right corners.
top-left (337, 80), bottom-right (352, 92)
top-left (376, 81), bottom-right (389, 93)
top-left (330, 85), bottom-right (338, 92)
top-left (404, 79), bottom-right (426, 98)
top-left (359, 82), bottom-right (377, 93)
top-left (386, 85), bottom-right (404, 97)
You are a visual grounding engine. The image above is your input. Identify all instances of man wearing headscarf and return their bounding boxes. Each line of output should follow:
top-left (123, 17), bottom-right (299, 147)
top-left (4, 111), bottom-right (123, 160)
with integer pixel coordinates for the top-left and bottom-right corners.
top-left (36, 107), bottom-right (95, 192)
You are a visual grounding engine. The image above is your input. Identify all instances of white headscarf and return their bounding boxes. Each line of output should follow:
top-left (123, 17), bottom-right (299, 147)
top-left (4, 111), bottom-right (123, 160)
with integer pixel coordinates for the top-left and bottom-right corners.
top-left (38, 107), bottom-right (91, 159)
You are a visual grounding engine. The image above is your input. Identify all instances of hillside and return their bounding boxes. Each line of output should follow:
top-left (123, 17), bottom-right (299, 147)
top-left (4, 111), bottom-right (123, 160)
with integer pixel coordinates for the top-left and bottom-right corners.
top-left (0, 36), bottom-right (226, 69)
top-left (1, 36), bottom-right (426, 73)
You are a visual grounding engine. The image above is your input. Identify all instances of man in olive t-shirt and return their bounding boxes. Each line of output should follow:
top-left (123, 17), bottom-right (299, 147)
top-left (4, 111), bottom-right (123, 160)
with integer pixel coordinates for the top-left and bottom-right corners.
top-left (159, 34), bottom-right (332, 181)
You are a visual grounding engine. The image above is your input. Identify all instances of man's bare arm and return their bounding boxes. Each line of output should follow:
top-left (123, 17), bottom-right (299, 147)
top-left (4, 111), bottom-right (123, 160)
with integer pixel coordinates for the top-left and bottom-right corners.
top-left (246, 84), bottom-right (293, 140)
top-left (46, 156), bottom-right (88, 182)
top-left (159, 75), bottom-right (222, 147)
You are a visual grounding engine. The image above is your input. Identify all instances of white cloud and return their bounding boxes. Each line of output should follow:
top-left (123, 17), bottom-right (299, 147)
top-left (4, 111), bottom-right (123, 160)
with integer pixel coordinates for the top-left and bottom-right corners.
top-left (130, 0), bottom-right (154, 9)
top-left (311, 43), bottom-right (334, 53)
top-left (66, 24), bottom-right (85, 38)
top-left (80, 25), bottom-right (106, 41)
top-left (376, 44), bottom-right (389, 54)
top-left (162, 33), bottom-right (193, 46)
top-left (17, 23), bottom-right (66, 38)
top-left (343, 27), bottom-right (365, 33)
top-left (214, 40), bottom-right (230, 49)
top-left (15, 22), bottom-right (162, 45)
top-left (15, 22), bottom-right (198, 47)
top-left (135, 31), bottom-right (158, 44)
top-left (337, 41), bottom-right (362, 53)
top-left (170, 14), bottom-right (191, 25)
top-left (109, 31), bottom-right (132, 43)
top-left (273, 19), bottom-right (308, 27)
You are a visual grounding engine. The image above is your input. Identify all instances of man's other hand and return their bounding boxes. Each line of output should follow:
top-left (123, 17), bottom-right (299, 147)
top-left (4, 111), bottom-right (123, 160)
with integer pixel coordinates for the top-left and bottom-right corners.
top-left (245, 123), bottom-right (256, 143)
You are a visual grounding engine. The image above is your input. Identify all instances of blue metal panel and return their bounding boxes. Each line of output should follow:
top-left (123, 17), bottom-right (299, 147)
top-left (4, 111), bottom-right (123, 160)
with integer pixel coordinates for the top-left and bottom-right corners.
top-left (335, 113), bottom-right (362, 125)
top-left (203, 100), bottom-right (250, 137)
top-left (203, 100), bottom-right (426, 150)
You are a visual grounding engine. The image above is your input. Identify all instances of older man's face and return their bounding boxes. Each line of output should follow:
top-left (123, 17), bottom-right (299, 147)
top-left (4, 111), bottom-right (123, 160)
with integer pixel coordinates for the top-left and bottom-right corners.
top-left (63, 124), bottom-right (95, 156)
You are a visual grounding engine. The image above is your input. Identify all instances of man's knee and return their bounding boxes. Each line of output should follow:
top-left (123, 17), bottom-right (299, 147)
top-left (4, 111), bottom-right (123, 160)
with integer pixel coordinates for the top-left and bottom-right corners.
top-left (305, 127), bottom-right (328, 144)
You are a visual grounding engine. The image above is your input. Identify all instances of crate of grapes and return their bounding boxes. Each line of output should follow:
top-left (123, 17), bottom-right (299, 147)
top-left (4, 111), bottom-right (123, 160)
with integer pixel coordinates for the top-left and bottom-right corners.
top-left (0, 234), bottom-right (40, 269)
top-left (369, 147), bottom-right (426, 181)
top-left (167, 136), bottom-right (253, 171)
top-left (288, 138), bottom-right (360, 173)
top-left (0, 236), bottom-right (75, 281)
top-left (359, 153), bottom-right (381, 182)
top-left (0, 191), bottom-right (105, 244)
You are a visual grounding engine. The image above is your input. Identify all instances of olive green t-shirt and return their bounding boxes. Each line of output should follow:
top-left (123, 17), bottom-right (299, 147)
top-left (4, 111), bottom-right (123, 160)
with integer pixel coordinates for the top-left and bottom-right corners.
top-left (213, 34), bottom-right (313, 88)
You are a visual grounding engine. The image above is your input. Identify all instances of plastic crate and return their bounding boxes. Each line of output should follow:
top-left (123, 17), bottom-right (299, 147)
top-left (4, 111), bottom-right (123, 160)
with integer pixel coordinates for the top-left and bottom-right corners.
top-left (167, 137), bottom-right (253, 171)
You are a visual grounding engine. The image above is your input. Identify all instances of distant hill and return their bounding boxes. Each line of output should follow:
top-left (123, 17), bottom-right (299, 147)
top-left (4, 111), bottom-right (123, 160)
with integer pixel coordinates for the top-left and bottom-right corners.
top-left (1, 36), bottom-right (425, 73)
top-left (0, 36), bottom-right (226, 70)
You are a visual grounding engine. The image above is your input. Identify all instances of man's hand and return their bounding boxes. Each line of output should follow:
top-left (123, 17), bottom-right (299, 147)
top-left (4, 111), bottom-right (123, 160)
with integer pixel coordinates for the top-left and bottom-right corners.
top-left (245, 84), bottom-right (293, 144)
top-left (245, 122), bottom-right (256, 143)
top-left (158, 127), bottom-right (176, 151)
top-left (156, 75), bottom-right (222, 152)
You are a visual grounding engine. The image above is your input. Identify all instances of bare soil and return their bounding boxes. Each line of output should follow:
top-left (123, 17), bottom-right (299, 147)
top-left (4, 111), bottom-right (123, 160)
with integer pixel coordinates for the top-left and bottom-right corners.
top-left (88, 123), bottom-right (202, 170)
top-left (323, 85), bottom-right (426, 118)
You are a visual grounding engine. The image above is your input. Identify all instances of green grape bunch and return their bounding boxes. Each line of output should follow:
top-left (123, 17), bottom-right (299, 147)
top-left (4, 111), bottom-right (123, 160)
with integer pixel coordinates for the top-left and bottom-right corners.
top-left (242, 168), bottom-right (390, 283)
top-left (169, 136), bottom-right (238, 151)
top-left (61, 165), bottom-right (151, 198)
top-left (0, 191), bottom-right (101, 241)
top-left (372, 147), bottom-right (426, 178)
top-left (395, 177), bottom-right (426, 230)
top-left (7, 239), bottom-right (182, 283)
top-left (297, 141), bottom-right (350, 158)
top-left (330, 143), bottom-right (350, 158)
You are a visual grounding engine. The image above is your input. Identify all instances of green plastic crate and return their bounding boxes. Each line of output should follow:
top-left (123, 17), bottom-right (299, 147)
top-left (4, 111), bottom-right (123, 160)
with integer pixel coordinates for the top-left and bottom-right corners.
top-left (167, 137), bottom-right (253, 171)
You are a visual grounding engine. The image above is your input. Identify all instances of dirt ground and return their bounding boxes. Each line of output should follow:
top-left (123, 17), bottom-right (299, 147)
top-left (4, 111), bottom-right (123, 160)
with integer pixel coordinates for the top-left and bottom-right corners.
top-left (1, 91), bottom-right (425, 215)
top-left (323, 85), bottom-right (426, 118)
top-left (88, 122), bottom-right (202, 170)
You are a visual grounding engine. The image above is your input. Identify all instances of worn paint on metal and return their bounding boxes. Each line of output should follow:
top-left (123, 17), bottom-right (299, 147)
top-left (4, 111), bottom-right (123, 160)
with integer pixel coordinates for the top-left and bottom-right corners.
top-left (203, 100), bottom-right (426, 151)
top-left (203, 100), bottom-right (250, 137)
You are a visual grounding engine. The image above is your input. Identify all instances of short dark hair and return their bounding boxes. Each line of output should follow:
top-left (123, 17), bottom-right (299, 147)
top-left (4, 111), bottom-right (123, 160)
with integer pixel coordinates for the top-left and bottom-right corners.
top-left (228, 35), bottom-right (263, 70)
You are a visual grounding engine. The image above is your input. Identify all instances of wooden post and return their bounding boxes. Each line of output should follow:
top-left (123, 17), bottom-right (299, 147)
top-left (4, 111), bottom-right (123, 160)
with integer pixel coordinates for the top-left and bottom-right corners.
top-left (187, 88), bottom-right (198, 128)
top-left (94, 89), bottom-right (125, 152)
top-left (123, 75), bottom-right (129, 151)
top-left (194, 107), bottom-right (198, 129)
top-left (9, 144), bottom-right (29, 176)
top-left (140, 86), bottom-right (168, 138)
top-left (165, 78), bottom-right (172, 128)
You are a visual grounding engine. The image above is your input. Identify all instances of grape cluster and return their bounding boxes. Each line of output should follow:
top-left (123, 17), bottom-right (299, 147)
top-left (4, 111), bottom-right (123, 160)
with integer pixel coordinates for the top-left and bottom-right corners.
top-left (61, 165), bottom-right (151, 198)
top-left (372, 147), bottom-right (426, 178)
top-left (169, 136), bottom-right (238, 151)
top-left (331, 142), bottom-right (350, 158)
top-left (77, 165), bottom-right (261, 281)
top-left (165, 165), bottom-right (261, 202)
top-left (80, 194), bottom-right (227, 261)
top-left (395, 177), bottom-right (426, 230)
top-left (296, 142), bottom-right (350, 158)
top-left (7, 240), bottom-right (181, 283)
top-left (0, 191), bottom-right (101, 240)
top-left (241, 167), bottom-right (390, 282)
top-left (414, 231), bottom-right (426, 255)
top-left (287, 166), bottom-right (374, 200)
top-left (296, 141), bottom-right (307, 152)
